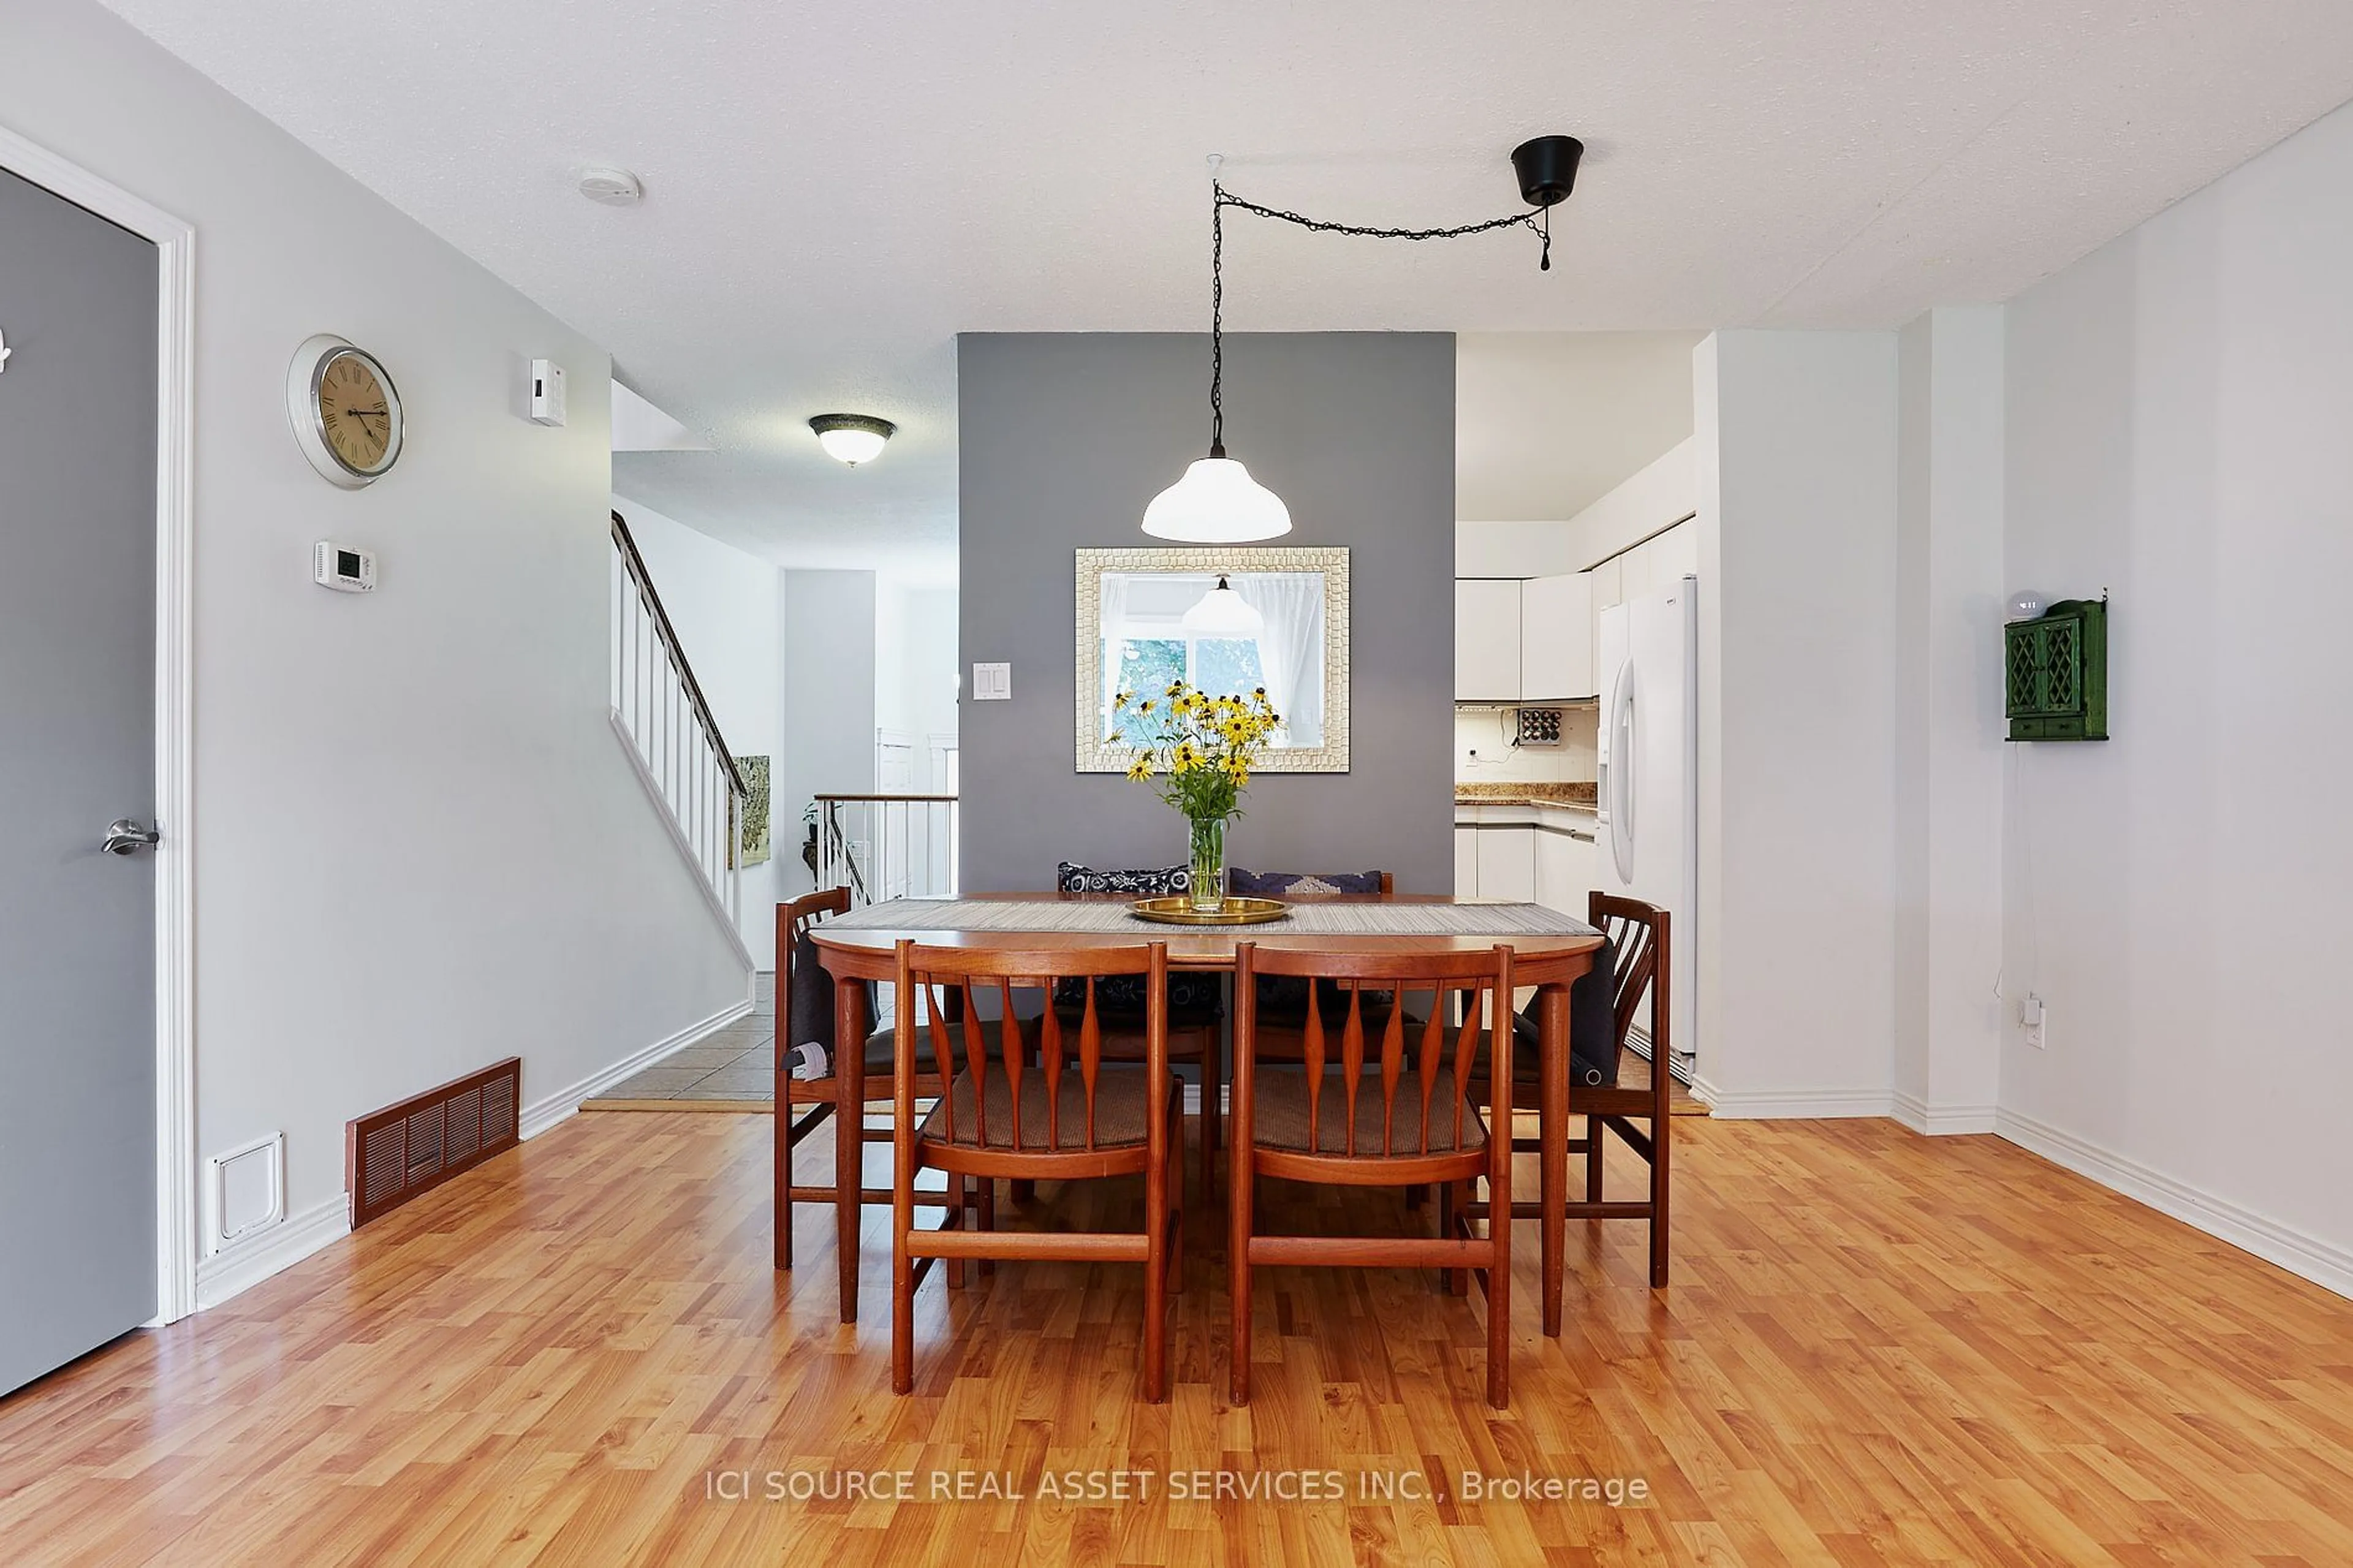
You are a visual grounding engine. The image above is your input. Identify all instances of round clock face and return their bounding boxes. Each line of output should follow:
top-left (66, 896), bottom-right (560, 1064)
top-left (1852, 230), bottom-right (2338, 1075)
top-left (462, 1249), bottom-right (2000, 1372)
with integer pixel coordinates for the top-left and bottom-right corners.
top-left (287, 336), bottom-right (403, 487)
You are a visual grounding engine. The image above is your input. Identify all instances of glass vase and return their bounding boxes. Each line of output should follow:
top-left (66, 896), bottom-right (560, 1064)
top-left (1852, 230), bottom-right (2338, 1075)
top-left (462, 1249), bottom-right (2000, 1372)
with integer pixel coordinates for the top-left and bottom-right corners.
top-left (1186, 814), bottom-right (1229, 914)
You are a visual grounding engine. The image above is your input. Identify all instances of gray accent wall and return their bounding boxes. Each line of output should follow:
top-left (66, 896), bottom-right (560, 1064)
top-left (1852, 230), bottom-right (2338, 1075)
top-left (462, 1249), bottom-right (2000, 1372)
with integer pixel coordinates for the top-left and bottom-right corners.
top-left (958, 332), bottom-right (1455, 893)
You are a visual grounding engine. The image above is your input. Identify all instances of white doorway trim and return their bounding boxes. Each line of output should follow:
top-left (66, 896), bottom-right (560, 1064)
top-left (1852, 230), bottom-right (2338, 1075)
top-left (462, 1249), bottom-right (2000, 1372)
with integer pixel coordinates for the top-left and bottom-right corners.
top-left (0, 123), bottom-right (199, 1326)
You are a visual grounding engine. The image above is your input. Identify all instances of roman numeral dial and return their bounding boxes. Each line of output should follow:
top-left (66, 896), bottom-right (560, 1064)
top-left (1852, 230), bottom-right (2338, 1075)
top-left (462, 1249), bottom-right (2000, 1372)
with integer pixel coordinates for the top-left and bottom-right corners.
top-left (290, 338), bottom-right (404, 488)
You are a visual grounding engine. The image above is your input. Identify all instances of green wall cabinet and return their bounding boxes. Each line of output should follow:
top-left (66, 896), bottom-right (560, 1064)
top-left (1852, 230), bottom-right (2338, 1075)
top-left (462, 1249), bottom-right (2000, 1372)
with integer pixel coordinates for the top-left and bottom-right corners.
top-left (2004, 598), bottom-right (2109, 741)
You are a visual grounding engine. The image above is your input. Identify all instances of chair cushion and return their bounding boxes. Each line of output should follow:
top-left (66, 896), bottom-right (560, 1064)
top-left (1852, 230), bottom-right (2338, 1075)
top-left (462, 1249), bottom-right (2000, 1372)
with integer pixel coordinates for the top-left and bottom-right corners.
top-left (1514, 932), bottom-right (1622, 1086)
top-left (784, 931), bottom-right (879, 1061)
top-left (1249, 1067), bottom-right (1487, 1156)
top-left (857, 1018), bottom-right (1018, 1077)
top-left (920, 1064), bottom-right (1173, 1151)
top-left (1051, 862), bottom-right (1222, 1022)
top-left (1229, 866), bottom-right (1385, 898)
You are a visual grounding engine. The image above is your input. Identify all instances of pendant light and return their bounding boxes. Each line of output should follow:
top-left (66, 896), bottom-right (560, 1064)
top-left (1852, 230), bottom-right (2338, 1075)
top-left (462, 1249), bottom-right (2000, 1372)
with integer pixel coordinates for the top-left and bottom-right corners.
top-left (1141, 157), bottom-right (1290, 543)
top-left (1140, 138), bottom-right (1579, 544)
top-left (1181, 574), bottom-right (1265, 637)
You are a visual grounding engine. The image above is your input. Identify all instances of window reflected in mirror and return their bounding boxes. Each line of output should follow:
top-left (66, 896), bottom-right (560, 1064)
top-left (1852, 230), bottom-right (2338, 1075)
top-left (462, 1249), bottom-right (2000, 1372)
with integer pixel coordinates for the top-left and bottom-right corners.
top-left (1097, 570), bottom-right (1325, 749)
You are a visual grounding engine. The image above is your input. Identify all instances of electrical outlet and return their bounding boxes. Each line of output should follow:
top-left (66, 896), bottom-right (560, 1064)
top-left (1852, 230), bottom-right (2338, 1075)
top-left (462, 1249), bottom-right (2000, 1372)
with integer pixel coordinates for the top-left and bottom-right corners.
top-left (2021, 994), bottom-right (2047, 1050)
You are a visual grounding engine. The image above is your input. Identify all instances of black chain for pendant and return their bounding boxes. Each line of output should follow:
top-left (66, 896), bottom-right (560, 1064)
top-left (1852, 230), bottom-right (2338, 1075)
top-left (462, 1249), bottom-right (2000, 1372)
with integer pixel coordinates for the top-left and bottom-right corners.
top-left (1206, 180), bottom-right (1552, 452)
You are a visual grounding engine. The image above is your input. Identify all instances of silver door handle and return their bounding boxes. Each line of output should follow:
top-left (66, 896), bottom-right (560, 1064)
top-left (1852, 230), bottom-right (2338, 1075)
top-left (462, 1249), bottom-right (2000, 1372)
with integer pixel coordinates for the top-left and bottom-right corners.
top-left (102, 819), bottom-right (161, 855)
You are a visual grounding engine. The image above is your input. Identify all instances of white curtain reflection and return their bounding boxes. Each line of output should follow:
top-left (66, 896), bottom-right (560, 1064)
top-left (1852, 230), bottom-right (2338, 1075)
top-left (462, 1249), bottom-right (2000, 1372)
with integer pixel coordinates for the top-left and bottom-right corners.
top-left (1232, 572), bottom-right (1323, 746)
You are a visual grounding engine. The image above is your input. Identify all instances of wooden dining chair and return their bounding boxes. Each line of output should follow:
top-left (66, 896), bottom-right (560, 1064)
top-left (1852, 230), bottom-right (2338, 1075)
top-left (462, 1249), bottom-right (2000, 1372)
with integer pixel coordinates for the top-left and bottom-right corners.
top-left (1466, 893), bottom-right (1672, 1309)
top-left (1229, 942), bottom-right (1516, 1409)
top-left (1055, 863), bottom-right (1225, 1198)
top-left (1567, 893), bottom-right (1672, 1289)
top-left (775, 888), bottom-right (976, 1272)
top-left (890, 939), bottom-right (1184, 1402)
top-left (1230, 871), bottom-right (1395, 1058)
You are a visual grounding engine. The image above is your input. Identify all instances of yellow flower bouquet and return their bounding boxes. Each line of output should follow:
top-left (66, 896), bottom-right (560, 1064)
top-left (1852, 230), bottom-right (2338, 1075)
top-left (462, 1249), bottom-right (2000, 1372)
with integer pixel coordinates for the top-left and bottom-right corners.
top-left (1111, 681), bottom-right (1282, 911)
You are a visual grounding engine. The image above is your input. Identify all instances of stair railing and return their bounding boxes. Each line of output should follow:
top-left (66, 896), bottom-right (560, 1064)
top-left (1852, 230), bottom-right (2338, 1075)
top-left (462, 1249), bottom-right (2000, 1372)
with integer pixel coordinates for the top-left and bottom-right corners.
top-left (610, 510), bottom-right (748, 930)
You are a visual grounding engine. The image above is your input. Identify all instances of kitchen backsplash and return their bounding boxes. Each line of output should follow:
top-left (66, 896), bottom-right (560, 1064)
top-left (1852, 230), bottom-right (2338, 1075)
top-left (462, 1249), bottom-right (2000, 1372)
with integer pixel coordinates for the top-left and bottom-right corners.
top-left (1453, 706), bottom-right (1599, 784)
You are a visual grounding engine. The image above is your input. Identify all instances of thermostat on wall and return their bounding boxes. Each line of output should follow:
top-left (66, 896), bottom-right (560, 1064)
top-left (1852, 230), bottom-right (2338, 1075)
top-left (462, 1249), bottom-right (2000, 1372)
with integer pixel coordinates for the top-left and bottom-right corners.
top-left (314, 540), bottom-right (377, 593)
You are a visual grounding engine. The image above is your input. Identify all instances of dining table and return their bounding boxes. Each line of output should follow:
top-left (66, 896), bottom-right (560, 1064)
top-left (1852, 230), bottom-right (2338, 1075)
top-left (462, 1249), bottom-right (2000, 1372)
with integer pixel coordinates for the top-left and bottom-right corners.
top-left (806, 892), bottom-right (1604, 1335)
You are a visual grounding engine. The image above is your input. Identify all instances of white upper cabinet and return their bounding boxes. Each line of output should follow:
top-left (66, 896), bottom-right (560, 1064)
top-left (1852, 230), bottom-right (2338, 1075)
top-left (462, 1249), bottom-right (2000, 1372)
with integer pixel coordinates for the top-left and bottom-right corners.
top-left (1458, 574), bottom-right (1597, 702)
top-left (1454, 579), bottom-right (1523, 701)
top-left (1518, 572), bottom-right (1596, 700)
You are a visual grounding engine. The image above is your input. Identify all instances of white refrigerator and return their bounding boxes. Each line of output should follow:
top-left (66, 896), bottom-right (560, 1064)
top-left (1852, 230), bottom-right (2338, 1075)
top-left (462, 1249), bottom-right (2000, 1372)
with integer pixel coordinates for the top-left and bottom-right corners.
top-left (1596, 576), bottom-right (1698, 1076)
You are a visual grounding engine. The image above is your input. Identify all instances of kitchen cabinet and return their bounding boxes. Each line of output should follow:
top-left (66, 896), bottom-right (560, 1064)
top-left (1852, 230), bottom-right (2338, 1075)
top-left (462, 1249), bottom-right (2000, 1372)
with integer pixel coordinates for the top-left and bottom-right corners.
top-left (1454, 580), bottom-right (1523, 701)
top-left (1534, 820), bottom-right (1598, 914)
top-left (1518, 573), bottom-right (1596, 700)
top-left (1453, 825), bottom-right (1479, 897)
top-left (1458, 573), bottom-right (1596, 702)
top-left (1474, 825), bottom-right (1536, 903)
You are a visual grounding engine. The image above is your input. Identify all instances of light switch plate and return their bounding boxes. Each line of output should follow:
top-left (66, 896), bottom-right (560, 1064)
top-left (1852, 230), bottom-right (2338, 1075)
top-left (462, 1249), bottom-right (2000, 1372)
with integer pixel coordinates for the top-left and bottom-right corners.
top-left (972, 662), bottom-right (1011, 701)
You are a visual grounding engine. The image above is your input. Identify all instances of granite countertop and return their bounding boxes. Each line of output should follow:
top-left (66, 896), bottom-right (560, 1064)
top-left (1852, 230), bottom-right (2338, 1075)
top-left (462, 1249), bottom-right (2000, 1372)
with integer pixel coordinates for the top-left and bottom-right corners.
top-left (1453, 781), bottom-right (1597, 809)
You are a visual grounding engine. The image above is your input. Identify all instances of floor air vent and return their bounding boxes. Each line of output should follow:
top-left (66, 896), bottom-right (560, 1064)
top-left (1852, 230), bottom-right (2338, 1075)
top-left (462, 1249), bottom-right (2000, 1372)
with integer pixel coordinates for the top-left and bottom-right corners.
top-left (345, 1058), bottom-right (521, 1229)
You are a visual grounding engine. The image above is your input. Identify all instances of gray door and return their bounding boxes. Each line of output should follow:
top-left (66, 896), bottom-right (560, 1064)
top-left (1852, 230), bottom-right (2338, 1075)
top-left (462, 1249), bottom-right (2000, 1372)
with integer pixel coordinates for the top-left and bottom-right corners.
top-left (0, 166), bottom-right (160, 1395)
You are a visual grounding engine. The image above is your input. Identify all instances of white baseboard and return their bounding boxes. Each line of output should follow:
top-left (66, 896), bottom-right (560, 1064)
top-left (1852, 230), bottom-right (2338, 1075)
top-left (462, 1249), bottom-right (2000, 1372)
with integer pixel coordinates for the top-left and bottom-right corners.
top-left (521, 998), bottom-right (758, 1140)
top-left (1891, 1092), bottom-right (1999, 1136)
top-left (1696, 1084), bottom-right (1896, 1120)
top-left (187, 1002), bottom-right (756, 1312)
top-left (1993, 1108), bottom-right (2353, 1301)
top-left (1180, 1082), bottom-right (1228, 1116)
top-left (194, 1193), bottom-right (349, 1311)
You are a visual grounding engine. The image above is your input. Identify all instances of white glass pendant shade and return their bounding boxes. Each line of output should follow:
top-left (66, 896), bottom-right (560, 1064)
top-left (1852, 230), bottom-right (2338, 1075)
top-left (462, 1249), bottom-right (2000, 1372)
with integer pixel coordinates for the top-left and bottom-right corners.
top-left (1181, 574), bottom-right (1265, 637)
top-left (1140, 455), bottom-right (1293, 543)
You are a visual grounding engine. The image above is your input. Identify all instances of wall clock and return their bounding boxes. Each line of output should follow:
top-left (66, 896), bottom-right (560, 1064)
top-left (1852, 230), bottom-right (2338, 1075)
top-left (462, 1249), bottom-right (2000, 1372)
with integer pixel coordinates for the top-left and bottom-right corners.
top-left (286, 335), bottom-right (403, 488)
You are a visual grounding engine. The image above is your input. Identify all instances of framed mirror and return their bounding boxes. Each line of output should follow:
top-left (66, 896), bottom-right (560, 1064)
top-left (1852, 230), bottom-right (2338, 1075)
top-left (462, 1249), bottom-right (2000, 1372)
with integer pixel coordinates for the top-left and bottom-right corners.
top-left (1075, 545), bottom-right (1350, 773)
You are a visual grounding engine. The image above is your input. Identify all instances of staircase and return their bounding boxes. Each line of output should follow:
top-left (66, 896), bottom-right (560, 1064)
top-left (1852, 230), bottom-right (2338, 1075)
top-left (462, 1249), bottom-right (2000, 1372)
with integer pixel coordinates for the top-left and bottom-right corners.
top-left (608, 510), bottom-right (752, 964)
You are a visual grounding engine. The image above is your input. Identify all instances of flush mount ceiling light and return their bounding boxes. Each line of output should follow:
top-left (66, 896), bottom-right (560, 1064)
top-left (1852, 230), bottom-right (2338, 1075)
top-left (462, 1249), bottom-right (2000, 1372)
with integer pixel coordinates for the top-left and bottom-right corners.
top-left (577, 167), bottom-right (645, 206)
top-left (1142, 136), bottom-right (1580, 544)
top-left (809, 412), bottom-right (896, 467)
top-left (1181, 574), bottom-right (1266, 637)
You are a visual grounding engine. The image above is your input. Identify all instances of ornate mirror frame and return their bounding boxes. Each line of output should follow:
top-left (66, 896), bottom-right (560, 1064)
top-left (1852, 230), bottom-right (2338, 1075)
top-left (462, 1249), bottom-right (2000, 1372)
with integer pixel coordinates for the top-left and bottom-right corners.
top-left (1074, 545), bottom-right (1351, 774)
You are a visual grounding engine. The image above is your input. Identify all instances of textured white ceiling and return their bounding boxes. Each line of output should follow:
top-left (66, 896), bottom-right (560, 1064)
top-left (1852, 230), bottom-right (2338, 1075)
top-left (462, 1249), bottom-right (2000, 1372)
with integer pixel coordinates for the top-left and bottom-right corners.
top-left (98, 0), bottom-right (2353, 568)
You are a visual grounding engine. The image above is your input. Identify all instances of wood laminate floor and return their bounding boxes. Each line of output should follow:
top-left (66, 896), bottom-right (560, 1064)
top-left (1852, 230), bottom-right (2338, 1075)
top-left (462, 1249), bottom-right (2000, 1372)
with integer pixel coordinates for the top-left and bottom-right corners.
top-left (1, 1110), bottom-right (2347, 1566)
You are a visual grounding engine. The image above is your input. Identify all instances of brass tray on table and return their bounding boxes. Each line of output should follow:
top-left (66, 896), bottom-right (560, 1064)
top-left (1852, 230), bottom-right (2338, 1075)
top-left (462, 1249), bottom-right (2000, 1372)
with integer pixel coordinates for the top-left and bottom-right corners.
top-left (1126, 895), bottom-right (1291, 927)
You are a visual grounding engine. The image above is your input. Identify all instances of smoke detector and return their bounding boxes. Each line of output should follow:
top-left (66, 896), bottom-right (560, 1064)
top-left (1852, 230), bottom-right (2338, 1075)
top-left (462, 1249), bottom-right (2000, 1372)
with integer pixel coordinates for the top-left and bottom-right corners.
top-left (577, 167), bottom-right (645, 206)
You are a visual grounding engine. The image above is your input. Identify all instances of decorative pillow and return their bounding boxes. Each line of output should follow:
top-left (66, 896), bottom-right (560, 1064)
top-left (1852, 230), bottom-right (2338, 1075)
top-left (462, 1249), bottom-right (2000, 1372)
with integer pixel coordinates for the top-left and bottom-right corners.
top-left (1053, 862), bottom-right (1219, 1021)
top-left (1229, 868), bottom-right (1387, 1016)
top-left (1229, 867), bottom-right (1385, 898)
top-left (1057, 861), bottom-right (1190, 897)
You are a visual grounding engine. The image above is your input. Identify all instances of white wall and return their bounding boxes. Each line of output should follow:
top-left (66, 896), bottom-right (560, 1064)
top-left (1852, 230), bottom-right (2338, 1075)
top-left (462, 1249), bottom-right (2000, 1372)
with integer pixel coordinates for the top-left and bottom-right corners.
top-left (2001, 96), bottom-right (2353, 1292)
top-left (615, 495), bottom-right (784, 960)
top-left (1696, 331), bottom-right (1901, 1113)
top-left (3, 0), bottom-right (748, 1301)
top-left (874, 581), bottom-right (960, 790)
top-left (778, 570), bottom-right (877, 896)
top-left (1892, 309), bottom-right (2007, 1133)
top-left (1454, 439), bottom-right (1697, 580)
top-left (1561, 437), bottom-right (1697, 572)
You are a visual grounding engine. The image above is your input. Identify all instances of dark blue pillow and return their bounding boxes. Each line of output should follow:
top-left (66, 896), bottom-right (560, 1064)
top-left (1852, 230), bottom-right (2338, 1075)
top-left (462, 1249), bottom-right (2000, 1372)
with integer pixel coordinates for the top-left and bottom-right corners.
top-left (1229, 868), bottom-right (1387, 1017)
top-left (1229, 867), bottom-right (1384, 898)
